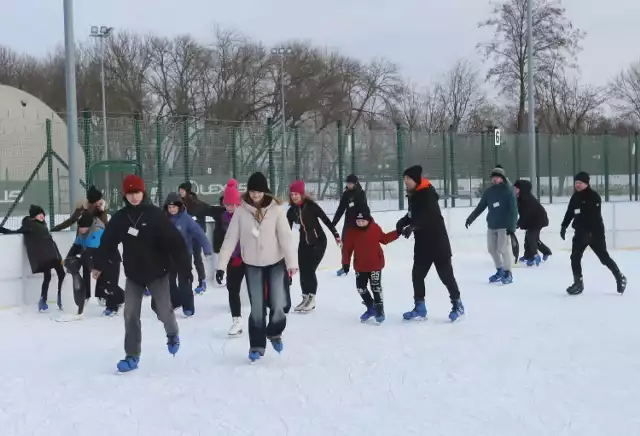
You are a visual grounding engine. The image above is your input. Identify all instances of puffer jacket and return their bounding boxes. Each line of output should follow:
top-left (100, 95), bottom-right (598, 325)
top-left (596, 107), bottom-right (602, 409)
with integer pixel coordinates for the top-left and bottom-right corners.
top-left (164, 192), bottom-right (213, 257)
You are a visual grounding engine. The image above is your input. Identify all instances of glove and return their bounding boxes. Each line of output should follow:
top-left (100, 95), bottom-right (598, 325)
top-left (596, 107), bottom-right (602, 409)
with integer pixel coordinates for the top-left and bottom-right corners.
top-left (215, 269), bottom-right (224, 285)
top-left (507, 229), bottom-right (515, 236)
top-left (395, 219), bottom-right (404, 234)
top-left (465, 219), bottom-right (471, 229)
top-left (342, 264), bottom-right (350, 274)
top-left (400, 226), bottom-right (413, 239)
top-left (288, 275), bottom-right (292, 286)
top-left (334, 235), bottom-right (341, 246)
top-left (560, 226), bottom-right (567, 240)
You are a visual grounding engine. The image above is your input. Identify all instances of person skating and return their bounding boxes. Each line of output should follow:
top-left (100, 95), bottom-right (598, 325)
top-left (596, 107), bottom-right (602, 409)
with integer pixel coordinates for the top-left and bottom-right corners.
top-left (331, 174), bottom-right (368, 276)
top-left (213, 180), bottom-right (246, 336)
top-left (513, 179), bottom-right (552, 266)
top-left (162, 192), bottom-right (213, 317)
top-left (287, 180), bottom-right (341, 313)
top-left (92, 175), bottom-right (192, 373)
top-left (396, 166), bottom-right (465, 322)
top-left (465, 166), bottom-right (518, 284)
top-left (178, 181), bottom-right (211, 294)
top-left (560, 172), bottom-right (627, 295)
top-left (216, 172), bottom-right (298, 363)
top-left (342, 206), bottom-right (398, 324)
top-left (66, 211), bottom-right (124, 317)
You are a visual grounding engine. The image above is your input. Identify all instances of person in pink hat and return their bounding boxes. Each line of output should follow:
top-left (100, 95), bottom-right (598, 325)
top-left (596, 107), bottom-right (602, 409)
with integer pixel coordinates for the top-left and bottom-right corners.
top-left (286, 180), bottom-right (340, 312)
top-left (214, 179), bottom-right (246, 336)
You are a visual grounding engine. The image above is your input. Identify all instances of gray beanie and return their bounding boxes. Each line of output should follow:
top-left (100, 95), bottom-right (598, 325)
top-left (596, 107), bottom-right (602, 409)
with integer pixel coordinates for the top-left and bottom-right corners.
top-left (490, 166), bottom-right (506, 181)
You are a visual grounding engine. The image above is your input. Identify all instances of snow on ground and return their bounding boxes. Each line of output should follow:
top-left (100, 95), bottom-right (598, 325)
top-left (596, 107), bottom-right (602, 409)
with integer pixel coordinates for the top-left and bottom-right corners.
top-left (1, 251), bottom-right (640, 436)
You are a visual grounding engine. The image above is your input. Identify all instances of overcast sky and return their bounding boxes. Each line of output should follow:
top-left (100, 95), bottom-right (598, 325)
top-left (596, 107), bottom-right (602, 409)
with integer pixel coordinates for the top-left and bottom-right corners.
top-left (1, 0), bottom-right (639, 89)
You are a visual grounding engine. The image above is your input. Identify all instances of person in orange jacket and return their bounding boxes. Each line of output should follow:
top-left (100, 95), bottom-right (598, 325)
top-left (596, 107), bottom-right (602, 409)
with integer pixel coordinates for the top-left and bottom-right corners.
top-left (341, 206), bottom-right (399, 324)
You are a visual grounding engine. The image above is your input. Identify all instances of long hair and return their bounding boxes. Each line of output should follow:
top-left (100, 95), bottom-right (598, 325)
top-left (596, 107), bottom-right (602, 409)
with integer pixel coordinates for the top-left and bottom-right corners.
top-left (242, 192), bottom-right (283, 222)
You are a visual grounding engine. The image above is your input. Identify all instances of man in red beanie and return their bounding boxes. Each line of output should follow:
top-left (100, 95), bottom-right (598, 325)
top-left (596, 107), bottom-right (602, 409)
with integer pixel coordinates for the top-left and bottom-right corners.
top-left (93, 174), bottom-right (192, 373)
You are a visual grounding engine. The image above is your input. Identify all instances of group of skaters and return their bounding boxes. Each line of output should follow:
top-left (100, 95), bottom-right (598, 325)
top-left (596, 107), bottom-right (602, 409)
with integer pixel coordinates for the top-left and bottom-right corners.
top-left (0, 164), bottom-right (628, 370)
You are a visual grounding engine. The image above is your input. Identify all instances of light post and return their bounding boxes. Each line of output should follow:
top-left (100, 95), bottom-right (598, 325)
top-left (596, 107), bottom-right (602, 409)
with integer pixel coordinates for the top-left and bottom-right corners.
top-left (90, 25), bottom-right (113, 161)
top-left (526, 0), bottom-right (537, 195)
top-left (271, 47), bottom-right (292, 192)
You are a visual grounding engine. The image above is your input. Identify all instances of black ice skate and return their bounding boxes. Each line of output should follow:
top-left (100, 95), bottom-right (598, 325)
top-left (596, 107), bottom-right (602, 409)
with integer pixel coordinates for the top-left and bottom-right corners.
top-left (566, 276), bottom-right (584, 296)
top-left (617, 275), bottom-right (627, 294)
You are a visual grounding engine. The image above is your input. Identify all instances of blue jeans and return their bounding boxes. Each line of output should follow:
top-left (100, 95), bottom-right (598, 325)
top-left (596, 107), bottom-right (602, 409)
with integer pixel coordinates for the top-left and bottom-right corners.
top-left (245, 260), bottom-right (291, 353)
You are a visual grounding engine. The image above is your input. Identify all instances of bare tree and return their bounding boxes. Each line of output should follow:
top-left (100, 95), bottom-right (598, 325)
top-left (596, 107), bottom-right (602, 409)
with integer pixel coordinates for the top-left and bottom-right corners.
top-left (610, 61), bottom-right (640, 125)
top-left (478, 0), bottom-right (584, 132)
top-left (439, 59), bottom-right (485, 131)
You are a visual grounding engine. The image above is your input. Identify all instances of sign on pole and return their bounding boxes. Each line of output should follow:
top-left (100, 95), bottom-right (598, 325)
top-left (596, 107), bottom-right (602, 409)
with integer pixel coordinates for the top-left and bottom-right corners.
top-left (494, 129), bottom-right (501, 146)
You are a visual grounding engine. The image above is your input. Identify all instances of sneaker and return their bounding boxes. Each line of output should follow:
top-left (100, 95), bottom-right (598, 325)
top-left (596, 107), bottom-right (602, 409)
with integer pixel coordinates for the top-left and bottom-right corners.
top-left (489, 268), bottom-right (505, 283)
top-left (294, 295), bottom-right (310, 312)
top-left (449, 299), bottom-right (465, 322)
top-left (117, 356), bottom-right (140, 373)
top-left (300, 295), bottom-right (316, 312)
top-left (228, 317), bottom-right (243, 336)
top-left (402, 300), bottom-right (427, 321)
top-left (167, 335), bottom-right (180, 355)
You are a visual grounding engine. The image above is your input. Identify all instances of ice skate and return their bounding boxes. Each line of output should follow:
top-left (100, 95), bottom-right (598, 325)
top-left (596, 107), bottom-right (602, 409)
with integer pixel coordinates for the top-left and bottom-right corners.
top-left (526, 255), bottom-right (541, 267)
top-left (501, 271), bottom-right (514, 284)
top-left (449, 299), bottom-right (465, 322)
top-left (38, 297), bottom-right (48, 313)
top-left (182, 309), bottom-right (194, 318)
top-left (402, 300), bottom-right (427, 321)
top-left (117, 356), bottom-right (139, 373)
top-left (360, 305), bottom-right (376, 322)
top-left (228, 317), bottom-right (243, 336)
top-left (269, 336), bottom-right (283, 353)
top-left (300, 295), bottom-right (316, 313)
top-left (489, 268), bottom-right (505, 283)
top-left (294, 295), bottom-right (309, 312)
top-left (374, 303), bottom-right (385, 324)
top-left (617, 274), bottom-right (627, 294)
top-left (167, 335), bottom-right (180, 356)
top-left (194, 280), bottom-right (207, 295)
top-left (566, 276), bottom-right (584, 295)
top-left (102, 308), bottom-right (118, 317)
top-left (336, 267), bottom-right (348, 277)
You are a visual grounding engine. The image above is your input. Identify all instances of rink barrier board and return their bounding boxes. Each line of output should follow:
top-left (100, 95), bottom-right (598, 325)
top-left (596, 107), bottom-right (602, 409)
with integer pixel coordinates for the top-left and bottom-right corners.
top-left (1, 202), bottom-right (639, 310)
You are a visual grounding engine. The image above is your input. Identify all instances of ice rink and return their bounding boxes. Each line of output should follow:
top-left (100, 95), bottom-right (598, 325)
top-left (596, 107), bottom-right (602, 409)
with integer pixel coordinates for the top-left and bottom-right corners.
top-left (1, 248), bottom-right (639, 436)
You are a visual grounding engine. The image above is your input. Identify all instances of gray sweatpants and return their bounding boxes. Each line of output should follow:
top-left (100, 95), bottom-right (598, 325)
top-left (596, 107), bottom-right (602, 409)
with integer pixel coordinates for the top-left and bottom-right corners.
top-left (487, 229), bottom-right (512, 271)
top-left (124, 274), bottom-right (179, 357)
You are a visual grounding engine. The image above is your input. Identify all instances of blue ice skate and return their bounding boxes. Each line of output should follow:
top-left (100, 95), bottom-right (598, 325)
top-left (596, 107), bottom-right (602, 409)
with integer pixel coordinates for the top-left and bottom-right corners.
top-left (144, 288), bottom-right (151, 297)
top-left (336, 268), bottom-right (348, 277)
top-left (56, 294), bottom-right (63, 311)
top-left (403, 300), bottom-right (427, 321)
top-left (518, 256), bottom-right (526, 263)
top-left (542, 253), bottom-right (551, 262)
top-left (270, 337), bottom-right (283, 353)
top-left (360, 306), bottom-right (376, 322)
top-left (526, 255), bottom-right (541, 267)
top-left (449, 299), bottom-right (465, 322)
top-left (375, 314), bottom-right (385, 324)
top-left (167, 335), bottom-right (180, 356)
top-left (117, 356), bottom-right (139, 373)
top-left (248, 350), bottom-right (263, 362)
top-left (103, 308), bottom-right (117, 317)
top-left (38, 297), bottom-right (48, 312)
top-left (501, 271), bottom-right (513, 284)
top-left (183, 309), bottom-right (194, 317)
top-left (194, 280), bottom-right (207, 295)
top-left (489, 268), bottom-right (505, 283)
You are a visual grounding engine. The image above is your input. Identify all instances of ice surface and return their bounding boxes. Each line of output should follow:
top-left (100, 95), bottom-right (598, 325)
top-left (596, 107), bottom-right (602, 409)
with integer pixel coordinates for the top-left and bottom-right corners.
top-left (1, 251), bottom-right (640, 436)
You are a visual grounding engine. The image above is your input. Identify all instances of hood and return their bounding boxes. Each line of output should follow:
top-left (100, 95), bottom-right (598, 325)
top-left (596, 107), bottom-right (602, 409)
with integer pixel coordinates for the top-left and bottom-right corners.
top-left (163, 192), bottom-right (184, 210)
top-left (514, 179), bottom-right (532, 194)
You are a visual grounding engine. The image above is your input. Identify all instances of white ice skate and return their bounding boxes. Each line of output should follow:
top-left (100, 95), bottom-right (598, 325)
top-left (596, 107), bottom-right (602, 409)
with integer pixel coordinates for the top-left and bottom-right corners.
top-left (294, 295), bottom-right (310, 312)
top-left (228, 317), bottom-right (243, 337)
top-left (300, 295), bottom-right (316, 313)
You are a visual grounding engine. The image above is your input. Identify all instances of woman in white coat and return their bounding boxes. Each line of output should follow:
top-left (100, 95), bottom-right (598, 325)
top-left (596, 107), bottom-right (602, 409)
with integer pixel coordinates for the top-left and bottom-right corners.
top-left (216, 172), bottom-right (298, 362)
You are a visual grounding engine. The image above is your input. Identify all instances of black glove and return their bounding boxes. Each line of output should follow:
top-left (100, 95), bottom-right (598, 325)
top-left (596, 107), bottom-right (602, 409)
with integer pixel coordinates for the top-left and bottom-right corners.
top-left (342, 264), bottom-right (350, 274)
top-left (395, 219), bottom-right (404, 234)
top-left (465, 219), bottom-right (471, 229)
top-left (401, 226), bottom-right (413, 239)
top-left (560, 226), bottom-right (567, 240)
top-left (215, 269), bottom-right (224, 285)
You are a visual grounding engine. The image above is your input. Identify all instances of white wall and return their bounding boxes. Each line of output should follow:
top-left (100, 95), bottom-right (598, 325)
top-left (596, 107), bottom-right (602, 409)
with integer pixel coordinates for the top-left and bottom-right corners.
top-left (2, 202), bottom-right (640, 310)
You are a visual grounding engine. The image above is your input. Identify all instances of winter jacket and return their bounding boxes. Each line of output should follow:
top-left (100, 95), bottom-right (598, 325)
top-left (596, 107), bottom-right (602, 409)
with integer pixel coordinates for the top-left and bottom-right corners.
top-left (467, 182), bottom-right (517, 232)
top-left (332, 183), bottom-right (368, 228)
top-left (66, 218), bottom-right (121, 267)
top-left (561, 186), bottom-right (605, 235)
top-left (17, 217), bottom-right (63, 273)
top-left (219, 210), bottom-right (242, 265)
top-left (217, 197), bottom-right (298, 270)
top-left (52, 200), bottom-right (109, 232)
top-left (396, 178), bottom-right (452, 261)
top-left (513, 180), bottom-right (548, 230)
top-left (287, 199), bottom-right (339, 246)
top-left (164, 193), bottom-right (213, 257)
top-left (342, 219), bottom-right (398, 272)
top-left (93, 196), bottom-right (191, 286)
top-left (182, 192), bottom-right (209, 230)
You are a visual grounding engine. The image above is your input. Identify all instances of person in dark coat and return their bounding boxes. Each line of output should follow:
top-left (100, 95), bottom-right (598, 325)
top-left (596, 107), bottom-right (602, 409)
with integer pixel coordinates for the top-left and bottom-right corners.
top-left (513, 179), bottom-right (552, 265)
top-left (287, 180), bottom-right (340, 313)
top-left (396, 165), bottom-right (464, 322)
top-left (332, 174), bottom-right (368, 276)
top-left (560, 172), bottom-right (626, 295)
top-left (93, 174), bottom-right (191, 373)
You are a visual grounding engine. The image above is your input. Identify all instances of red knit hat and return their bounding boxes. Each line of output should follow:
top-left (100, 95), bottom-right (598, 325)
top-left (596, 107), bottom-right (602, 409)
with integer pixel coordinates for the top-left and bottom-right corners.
top-left (289, 180), bottom-right (305, 195)
top-left (122, 174), bottom-right (145, 194)
top-left (222, 179), bottom-right (241, 205)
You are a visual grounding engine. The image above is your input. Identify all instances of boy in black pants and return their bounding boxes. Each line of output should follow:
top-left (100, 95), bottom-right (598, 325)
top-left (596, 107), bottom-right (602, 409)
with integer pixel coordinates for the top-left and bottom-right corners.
top-left (513, 179), bottom-right (552, 266)
top-left (561, 172), bottom-right (627, 295)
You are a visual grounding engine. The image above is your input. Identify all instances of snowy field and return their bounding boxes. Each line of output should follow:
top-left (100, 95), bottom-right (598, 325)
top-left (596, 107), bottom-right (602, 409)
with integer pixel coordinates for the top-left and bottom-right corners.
top-left (1, 249), bottom-right (639, 436)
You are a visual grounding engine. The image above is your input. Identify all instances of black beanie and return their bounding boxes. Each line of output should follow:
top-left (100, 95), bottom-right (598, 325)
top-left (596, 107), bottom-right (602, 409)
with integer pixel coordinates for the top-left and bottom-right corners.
top-left (77, 212), bottom-right (94, 229)
top-left (574, 171), bottom-right (590, 185)
top-left (246, 172), bottom-right (270, 193)
top-left (346, 174), bottom-right (358, 184)
top-left (86, 185), bottom-right (103, 204)
top-left (355, 206), bottom-right (372, 221)
top-left (178, 181), bottom-right (192, 193)
top-left (29, 205), bottom-right (45, 218)
top-left (403, 165), bottom-right (422, 185)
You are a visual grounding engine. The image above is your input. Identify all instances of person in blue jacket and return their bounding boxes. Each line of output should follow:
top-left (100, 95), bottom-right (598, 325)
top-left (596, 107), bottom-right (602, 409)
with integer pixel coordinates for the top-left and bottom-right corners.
top-left (465, 166), bottom-right (518, 284)
top-left (161, 192), bottom-right (213, 317)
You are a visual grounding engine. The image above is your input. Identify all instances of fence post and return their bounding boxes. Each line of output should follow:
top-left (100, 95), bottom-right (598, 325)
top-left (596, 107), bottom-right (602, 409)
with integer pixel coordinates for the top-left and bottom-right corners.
top-left (396, 123), bottom-right (405, 210)
top-left (82, 109), bottom-right (91, 180)
top-left (134, 113), bottom-right (143, 178)
top-left (292, 125), bottom-right (300, 180)
top-left (155, 121), bottom-right (164, 205)
top-left (603, 130), bottom-right (610, 202)
top-left (547, 133), bottom-right (553, 204)
top-left (577, 134), bottom-right (583, 170)
top-left (480, 130), bottom-right (486, 193)
top-left (46, 119), bottom-right (55, 229)
top-left (535, 126), bottom-right (541, 199)
top-left (571, 133), bottom-right (577, 178)
top-left (515, 133), bottom-right (521, 180)
top-left (635, 131), bottom-right (639, 201)
top-left (337, 121), bottom-right (344, 187)
top-left (230, 126), bottom-right (238, 179)
top-left (628, 132), bottom-right (633, 201)
top-left (267, 118), bottom-right (275, 189)
top-left (449, 125), bottom-right (456, 208)
top-left (442, 130), bottom-right (449, 208)
top-left (350, 127), bottom-right (356, 175)
top-left (182, 116), bottom-right (190, 181)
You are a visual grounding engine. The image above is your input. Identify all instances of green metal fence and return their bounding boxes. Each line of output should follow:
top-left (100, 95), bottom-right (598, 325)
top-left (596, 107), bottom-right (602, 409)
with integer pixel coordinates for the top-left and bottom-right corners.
top-left (0, 114), bottom-right (639, 229)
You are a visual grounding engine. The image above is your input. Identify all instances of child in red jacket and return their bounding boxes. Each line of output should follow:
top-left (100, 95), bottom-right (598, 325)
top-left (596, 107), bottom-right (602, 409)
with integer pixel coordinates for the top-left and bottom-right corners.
top-left (341, 207), bottom-right (399, 324)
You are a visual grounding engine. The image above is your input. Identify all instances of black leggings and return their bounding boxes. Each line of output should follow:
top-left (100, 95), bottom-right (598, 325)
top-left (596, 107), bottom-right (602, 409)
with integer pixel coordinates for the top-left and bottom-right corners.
top-left (298, 239), bottom-right (326, 295)
top-left (226, 262), bottom-right (246, 318)
top-left (42, 262), bottom-right (65, 301)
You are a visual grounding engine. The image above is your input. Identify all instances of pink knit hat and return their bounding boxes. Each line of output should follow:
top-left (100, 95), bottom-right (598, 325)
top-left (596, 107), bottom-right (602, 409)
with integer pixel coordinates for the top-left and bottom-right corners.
top-left (289, 180), bottom-right (305, 195)
top-left (223, 179), bottom-right (241, 205)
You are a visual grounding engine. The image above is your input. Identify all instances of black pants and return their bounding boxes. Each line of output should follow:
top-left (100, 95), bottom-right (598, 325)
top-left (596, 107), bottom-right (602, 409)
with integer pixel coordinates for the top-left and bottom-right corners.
top-left (523, 228), bottom-right (552, 260)
top-left (192, 240), bottom-right (205, 284)
top-left (226, 262), bottom-right (246, 318)
top-left (169, 267), bottom-right (195, 313)
top-left (42, 262), bottom-right (65, 301)
top-left (355, 270), bottom-right (384, 315)
top-left (299, 238), bottom-right (326, 295)
top-left (95, 259), bottom-right (125, 311)
top-left (571, 231), bottom-right (622, 279)
top-left (412, 257), bottom-right (461, 303)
